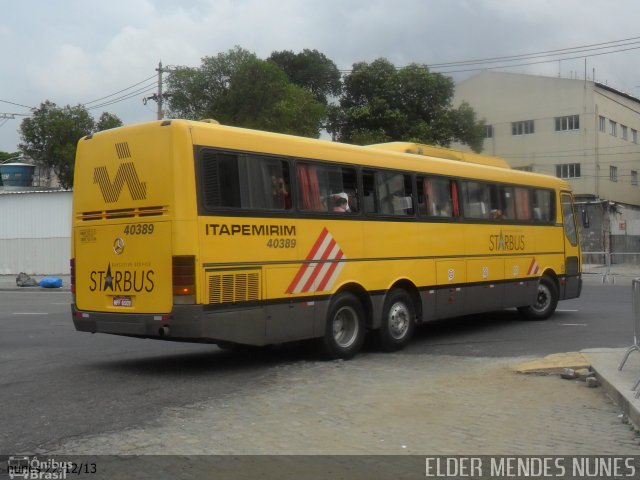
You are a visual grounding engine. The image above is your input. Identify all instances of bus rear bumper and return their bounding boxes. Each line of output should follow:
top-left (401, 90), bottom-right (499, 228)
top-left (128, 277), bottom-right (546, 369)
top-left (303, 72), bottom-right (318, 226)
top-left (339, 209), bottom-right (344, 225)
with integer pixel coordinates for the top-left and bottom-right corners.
top-left (71, 303), bottom-right (270, 345)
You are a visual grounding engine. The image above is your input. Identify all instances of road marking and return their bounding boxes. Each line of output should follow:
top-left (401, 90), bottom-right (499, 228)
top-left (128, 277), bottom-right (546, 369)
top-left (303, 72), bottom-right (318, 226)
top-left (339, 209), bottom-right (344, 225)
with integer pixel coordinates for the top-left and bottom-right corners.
top-left (560, 323), bottom-right (587, 326)
top-left (556, 309), bottom-right (579, 312)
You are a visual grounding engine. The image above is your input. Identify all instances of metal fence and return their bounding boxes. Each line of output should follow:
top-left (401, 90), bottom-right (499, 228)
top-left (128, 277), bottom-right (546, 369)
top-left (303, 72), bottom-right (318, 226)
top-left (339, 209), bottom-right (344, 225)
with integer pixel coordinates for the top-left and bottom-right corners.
top-left (582, 252), bottom-right (640, 283)
top-left (618, 278), bottom-right (640, 397)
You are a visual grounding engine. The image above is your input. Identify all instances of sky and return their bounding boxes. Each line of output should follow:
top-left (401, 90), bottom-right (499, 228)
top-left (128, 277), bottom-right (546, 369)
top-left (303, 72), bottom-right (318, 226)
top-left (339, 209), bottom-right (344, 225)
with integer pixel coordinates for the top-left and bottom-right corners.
top-left (2, 0), bottom-right (640, 153)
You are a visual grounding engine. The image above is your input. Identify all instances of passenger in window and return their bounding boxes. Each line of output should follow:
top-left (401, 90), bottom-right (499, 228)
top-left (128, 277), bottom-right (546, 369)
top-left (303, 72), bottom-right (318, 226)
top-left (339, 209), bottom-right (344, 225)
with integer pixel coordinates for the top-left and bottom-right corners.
top-left (492, 209), bottom-right (504, 219)
top-left (436, 203), bottom-right (452, 217)
top-left (271, 175), bottom-right (291, 209)
top-left (331, 193), bottom-right (350, 212)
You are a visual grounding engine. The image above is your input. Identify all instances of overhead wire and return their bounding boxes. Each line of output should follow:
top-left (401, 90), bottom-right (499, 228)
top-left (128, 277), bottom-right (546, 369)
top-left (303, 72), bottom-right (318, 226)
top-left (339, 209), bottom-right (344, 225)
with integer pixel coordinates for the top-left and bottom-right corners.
top-left (337, 35), bottom-right (640, 75)
top-left (81, 74), bottom-right (157, 106)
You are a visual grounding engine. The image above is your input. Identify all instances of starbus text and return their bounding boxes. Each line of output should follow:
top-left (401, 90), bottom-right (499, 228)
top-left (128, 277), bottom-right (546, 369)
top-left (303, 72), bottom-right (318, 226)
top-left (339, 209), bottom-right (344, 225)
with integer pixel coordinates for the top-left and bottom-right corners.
top-left (89, 268), bottom-right (155, 292)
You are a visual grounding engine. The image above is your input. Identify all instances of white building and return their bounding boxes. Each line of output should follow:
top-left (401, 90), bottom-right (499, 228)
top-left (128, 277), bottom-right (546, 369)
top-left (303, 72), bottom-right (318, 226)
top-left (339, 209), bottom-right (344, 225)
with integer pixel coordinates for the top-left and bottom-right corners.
top-left (454, 71), bottom-right (640, 207)
top-left (0, 190), bottom-right (71, 274)
top-left (454, 71), bottom-right (640, 262)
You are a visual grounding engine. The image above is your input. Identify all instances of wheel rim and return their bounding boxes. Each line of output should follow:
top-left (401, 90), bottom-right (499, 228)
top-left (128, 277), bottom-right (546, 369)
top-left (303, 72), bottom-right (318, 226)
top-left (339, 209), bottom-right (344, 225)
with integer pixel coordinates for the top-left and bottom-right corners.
top-left (332, 305), bottom-right (359, 348)
top-left (533, 283), bottom-right (551, 313)
top-left (387, 301), bottom-right (410, 340)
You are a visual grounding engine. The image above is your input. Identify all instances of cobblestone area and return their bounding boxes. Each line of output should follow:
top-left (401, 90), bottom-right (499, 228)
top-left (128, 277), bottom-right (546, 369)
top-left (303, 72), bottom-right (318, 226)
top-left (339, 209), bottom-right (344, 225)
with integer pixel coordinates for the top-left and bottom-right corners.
top-left (47, 353), bottom-right (638, 455)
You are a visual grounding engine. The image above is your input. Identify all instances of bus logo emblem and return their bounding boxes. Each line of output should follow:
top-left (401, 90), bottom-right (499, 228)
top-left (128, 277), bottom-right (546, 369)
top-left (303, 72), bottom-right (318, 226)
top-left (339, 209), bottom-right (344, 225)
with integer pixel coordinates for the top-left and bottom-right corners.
top-left (113, 237), bottom-right (125, 255)
top-left (93, 162), bottom-right (147, 203)
top-left (286, 228), bottom-right (346, 294)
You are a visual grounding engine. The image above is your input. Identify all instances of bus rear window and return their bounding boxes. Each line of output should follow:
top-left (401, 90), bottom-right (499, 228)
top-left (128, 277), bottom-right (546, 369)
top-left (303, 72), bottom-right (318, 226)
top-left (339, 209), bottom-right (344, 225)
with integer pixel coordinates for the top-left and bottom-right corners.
top-left (200, 150), bottom-right (291, 211)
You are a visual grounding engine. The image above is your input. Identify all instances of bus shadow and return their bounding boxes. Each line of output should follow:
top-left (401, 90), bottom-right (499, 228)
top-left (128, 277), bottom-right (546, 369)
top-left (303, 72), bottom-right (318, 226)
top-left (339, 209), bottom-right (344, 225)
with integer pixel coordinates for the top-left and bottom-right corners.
top-left (405, 309), bottom-right (524, 353)
top-left (88, 341), bottom-right (323, 377)
top-left (87, 308), bottom-right (559, 374)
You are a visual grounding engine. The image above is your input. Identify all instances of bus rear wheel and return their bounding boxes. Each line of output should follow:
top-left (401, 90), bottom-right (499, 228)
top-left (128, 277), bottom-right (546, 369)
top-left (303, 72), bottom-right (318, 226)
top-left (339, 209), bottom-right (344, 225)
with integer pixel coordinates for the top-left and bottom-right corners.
top-left (319, 292), bottom-right (365, 360)
top-left (377, 289), bottom-right (415, 352)
top-left (517, 275), bottom-right (558, 320)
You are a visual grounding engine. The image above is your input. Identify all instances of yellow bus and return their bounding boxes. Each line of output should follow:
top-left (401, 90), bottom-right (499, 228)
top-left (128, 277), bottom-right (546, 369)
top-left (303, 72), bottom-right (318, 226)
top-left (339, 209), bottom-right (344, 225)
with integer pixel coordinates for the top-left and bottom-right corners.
top-left (71, 119), bottom-right (581, 359)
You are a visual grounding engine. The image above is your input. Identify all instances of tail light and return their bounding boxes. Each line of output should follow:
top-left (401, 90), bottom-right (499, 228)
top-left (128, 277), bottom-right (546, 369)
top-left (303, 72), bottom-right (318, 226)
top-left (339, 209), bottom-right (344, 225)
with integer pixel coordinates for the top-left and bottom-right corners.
top-left (172, 255), bottom-right (196, 303)
top-left (70, 258), bottom-right (76, 296)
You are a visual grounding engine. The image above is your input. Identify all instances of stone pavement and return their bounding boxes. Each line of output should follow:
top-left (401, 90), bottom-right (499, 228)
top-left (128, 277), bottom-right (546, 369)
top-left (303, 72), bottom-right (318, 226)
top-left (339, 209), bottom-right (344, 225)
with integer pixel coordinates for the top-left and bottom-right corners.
top-left (42, 351), bottom-right (638, 456)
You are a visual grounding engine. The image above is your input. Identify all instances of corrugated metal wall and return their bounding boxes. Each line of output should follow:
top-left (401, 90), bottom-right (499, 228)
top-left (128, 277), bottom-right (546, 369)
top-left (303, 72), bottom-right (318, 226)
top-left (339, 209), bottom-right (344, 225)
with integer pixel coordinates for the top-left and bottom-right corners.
top-left (0, 191), bottom-right (72, 274)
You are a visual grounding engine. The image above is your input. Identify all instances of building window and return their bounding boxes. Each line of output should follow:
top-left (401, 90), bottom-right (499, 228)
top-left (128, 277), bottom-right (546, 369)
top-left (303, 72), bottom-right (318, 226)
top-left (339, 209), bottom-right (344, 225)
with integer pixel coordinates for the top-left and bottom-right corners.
top-left (599, 116), bottom-right (606, 132)
top-left (484, 125), bottom-right (493, 139)
top-left (632, 170), bottom-right (638, 186)
top-left (632, 129), bottom-right (638, 144)
top-left (609, 120), bottom-right (617, 137)
top-left (610, 165), bottom-right (618, 182)
top-left (512, 120), bottom-right (534, 135)
top-left (555, 115), bottom-right (579, 131)
top-left (556, 163), bottom-right (581, 179)
top-left (621, 125), bottom-right (628, 140)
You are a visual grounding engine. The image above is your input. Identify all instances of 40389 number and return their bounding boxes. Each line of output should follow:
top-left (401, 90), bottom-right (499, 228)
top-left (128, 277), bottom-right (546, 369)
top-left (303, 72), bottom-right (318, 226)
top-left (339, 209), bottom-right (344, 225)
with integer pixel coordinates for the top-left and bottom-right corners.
top-left (266, 238), bottom-right (296, 248)
top-left (124, 224), bottom-right (154, 235)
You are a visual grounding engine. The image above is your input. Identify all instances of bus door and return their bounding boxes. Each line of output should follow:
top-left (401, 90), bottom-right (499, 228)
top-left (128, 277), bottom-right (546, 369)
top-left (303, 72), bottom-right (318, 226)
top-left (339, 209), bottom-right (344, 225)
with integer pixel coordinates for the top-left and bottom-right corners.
top-left (560, 192), bottom-right (581, 299)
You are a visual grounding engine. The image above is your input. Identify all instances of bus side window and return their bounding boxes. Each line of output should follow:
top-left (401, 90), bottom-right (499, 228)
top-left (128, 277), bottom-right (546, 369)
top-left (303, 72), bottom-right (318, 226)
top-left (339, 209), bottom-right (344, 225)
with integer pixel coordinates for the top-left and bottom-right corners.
top-left (462, 181), bottom-right (490, 219)
top-left (514, 187), bottom-right (531, 220)
top-left (532, 189), bottom-right (553, 222)
top-left (200, 150), bottom-right (292, 211)
top-left (297, 162), bottom-right (359, 213)
top-left (363, 170), bottom-right (413, 216)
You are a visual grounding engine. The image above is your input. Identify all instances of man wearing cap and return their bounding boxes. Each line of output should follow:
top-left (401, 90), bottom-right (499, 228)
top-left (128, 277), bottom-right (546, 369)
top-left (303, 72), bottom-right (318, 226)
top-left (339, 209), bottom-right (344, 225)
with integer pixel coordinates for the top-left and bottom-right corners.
top-left (332, 192), bottom-right (350, 212)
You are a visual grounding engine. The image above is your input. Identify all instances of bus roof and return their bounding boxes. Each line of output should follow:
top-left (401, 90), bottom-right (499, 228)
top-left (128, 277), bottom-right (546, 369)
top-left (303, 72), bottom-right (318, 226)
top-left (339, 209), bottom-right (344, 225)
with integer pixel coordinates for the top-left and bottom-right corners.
top-left (366, 142), bottom-right (511, 169)
top-left (96, 119), bottom-right (570, 192)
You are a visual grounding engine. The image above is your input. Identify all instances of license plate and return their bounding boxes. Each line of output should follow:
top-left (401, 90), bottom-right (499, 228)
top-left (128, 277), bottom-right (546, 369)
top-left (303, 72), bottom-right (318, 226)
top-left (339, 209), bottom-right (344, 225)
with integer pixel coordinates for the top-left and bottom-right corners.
top-left (113, 296), bottom-right (133, 307)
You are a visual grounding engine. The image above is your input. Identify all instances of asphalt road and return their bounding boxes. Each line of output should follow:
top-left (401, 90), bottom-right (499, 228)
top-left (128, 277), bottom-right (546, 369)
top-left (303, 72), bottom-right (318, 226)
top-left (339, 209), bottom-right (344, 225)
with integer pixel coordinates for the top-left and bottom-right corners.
top-left (0, 282), bottom-right (634, 454)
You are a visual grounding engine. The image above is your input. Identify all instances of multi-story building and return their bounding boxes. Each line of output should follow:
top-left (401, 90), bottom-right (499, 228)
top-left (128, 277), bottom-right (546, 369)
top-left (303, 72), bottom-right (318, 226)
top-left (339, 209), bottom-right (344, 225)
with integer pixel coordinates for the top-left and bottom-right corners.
top-left (454, 71), bottom-right (640, 267)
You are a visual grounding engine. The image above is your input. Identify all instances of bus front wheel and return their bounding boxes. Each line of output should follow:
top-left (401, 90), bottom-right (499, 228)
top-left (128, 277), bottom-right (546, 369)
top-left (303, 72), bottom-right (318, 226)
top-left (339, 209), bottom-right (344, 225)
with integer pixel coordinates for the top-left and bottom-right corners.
top-left (377, 289), bottom-right (415, 352)
top-left (319, 292), bottom-right (365, 360)
top-left (517, 276), bottom-right (558, 320)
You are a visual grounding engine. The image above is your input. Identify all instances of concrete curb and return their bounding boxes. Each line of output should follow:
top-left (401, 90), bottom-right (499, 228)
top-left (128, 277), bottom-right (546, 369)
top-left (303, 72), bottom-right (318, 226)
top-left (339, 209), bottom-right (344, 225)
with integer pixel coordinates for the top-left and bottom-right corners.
top-left (585, 348), bottom-right (640, 431)
top-left (513, 349), bottom-right (640, 432)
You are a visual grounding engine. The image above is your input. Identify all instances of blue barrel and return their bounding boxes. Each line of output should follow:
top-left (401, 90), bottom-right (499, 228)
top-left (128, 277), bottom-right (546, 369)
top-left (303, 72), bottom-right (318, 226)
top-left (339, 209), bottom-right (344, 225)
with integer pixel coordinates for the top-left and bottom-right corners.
top-left (0, 163), bottom-right (35, 186)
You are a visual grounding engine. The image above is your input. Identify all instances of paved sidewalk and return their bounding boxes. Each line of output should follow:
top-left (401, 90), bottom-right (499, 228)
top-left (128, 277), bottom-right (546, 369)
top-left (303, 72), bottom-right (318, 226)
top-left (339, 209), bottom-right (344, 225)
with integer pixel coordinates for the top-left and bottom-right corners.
top-left (42, 351), bottom-right (639, 455)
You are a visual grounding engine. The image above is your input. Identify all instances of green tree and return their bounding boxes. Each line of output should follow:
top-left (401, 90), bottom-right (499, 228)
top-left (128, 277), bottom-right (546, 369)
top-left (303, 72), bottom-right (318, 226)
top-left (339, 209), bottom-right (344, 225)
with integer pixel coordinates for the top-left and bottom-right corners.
top-left (18, 101), bottom-right (122, 189)
top-left (95, 112), bottom-right (123, 132)
top-left (166, 47), bottom-right (326, 137)
top-left (268, 49), bottom-right (342, 105)
top-left (327, 59), bottom-right (485, 151)
top-left (0, 151), bottom-right (20, 163)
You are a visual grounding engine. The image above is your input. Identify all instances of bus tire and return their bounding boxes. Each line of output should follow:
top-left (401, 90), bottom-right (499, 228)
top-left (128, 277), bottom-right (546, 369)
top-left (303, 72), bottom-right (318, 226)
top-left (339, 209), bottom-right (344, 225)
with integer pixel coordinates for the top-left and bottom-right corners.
top-left (517, 275), bottom-right (558, 321)
top-left (319, 292), bottom-right (365, 360)
top-left (377, 289), bottom-right (415, 352)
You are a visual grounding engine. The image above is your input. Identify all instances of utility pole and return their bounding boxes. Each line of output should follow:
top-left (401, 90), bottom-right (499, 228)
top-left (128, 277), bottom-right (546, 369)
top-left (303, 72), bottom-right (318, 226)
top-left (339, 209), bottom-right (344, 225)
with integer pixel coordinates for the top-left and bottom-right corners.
top-left (156, 61), bottom-right (164, 120)
top-left (144, 61), bottom-right (175, 120)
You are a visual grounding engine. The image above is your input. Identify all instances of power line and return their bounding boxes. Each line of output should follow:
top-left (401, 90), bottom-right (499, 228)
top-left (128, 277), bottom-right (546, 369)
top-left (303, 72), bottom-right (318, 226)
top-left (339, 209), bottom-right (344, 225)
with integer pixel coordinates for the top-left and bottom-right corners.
top-left (81, 74), bottom-right (157, 106)
top-left (0, 99), bottom-right (33, 110)
top-left (426, 36), bottom-right (640, 69)
top-left (85, 82), bottom-right (157, 111)
top-left (435, 44), bottom-right (640, 75)
top-left (337, 35), bottom-right (640, 75)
